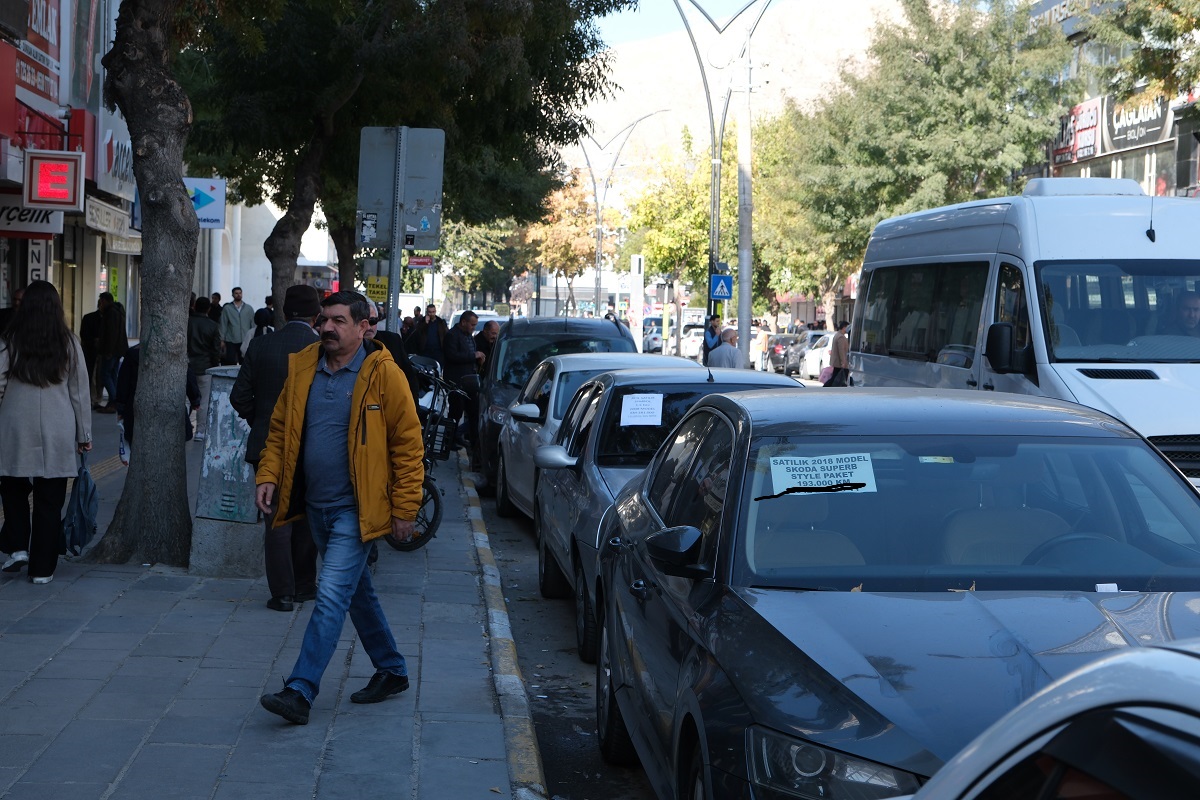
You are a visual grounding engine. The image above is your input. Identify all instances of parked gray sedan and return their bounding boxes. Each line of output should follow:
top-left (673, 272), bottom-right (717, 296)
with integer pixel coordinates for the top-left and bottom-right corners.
top-left (532, 367), bottom-right (802, 662)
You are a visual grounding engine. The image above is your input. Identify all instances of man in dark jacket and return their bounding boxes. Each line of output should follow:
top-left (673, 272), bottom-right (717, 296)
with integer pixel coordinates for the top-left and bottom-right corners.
top-left (187, 297), bottom-right (223, 440)
top-left (444, 311), bottom-right (484, 446)
top-left (229, 285), bottom-right (321, 613)
top-left (406, 304), bottom-right (448, 370)
top-left (96, 292), bottom-right (129, 412)
top-left (474, 320), bottom-right (499, 374)
top-left (79, 304), bottom-right (103, 409)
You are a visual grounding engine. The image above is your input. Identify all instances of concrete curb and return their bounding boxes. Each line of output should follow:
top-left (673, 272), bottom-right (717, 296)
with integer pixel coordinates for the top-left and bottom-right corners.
top-left (458, 451), bottom-right (549, 800)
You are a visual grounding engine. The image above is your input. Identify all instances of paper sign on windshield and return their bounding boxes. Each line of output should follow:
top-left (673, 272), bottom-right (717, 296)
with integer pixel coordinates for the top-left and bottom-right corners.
top-left (769, 454), bottom-right (877, 494)
top-left (620, 394), bottom-right (664, 426)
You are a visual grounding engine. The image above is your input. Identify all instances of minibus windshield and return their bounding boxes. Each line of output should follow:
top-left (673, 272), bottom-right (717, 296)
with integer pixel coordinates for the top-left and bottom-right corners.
top-left (1037, 260), bottom-right (1200, 362)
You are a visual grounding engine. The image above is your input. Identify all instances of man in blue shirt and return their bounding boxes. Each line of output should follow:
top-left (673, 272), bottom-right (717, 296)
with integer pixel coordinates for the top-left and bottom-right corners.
top-left (701, 314), bottom-right (723, 365)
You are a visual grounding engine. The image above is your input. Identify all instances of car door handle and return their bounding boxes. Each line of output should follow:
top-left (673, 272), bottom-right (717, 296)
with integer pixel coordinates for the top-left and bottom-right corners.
top-left (965, 376), bottom-right (978, 387)
top-left (629, 579), bottom-right (648, 600)
top-left (982, 382), bottom-right (995, 391)
top-left (608, 536), bottom-right (626, 550)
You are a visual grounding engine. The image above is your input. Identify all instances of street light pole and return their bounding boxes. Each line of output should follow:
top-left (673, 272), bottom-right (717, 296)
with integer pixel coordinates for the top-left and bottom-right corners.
top-left (672, 0), bottom-right (772, 323)
top-left (579, 110), bottom-right (668, 319)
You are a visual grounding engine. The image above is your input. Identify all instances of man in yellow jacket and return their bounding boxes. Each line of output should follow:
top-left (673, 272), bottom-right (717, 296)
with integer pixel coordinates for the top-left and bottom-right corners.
top-left (256, 290), bottom-right (424, 725)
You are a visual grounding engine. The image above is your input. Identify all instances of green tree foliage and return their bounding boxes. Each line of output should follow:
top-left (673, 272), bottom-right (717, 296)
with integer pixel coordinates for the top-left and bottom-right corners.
top-left (526, 169), bottom-right (618, 312)
top-left (755, 0), bottom-right (1073, 316)
top-left (626, 130), bottom-right (738, 307)
top-left (1081, 0), bottom-right (1200, 106)
top-left (438, 219), bottom-right (521, 303)
top-left (178, 0), bottom-right (635, 324)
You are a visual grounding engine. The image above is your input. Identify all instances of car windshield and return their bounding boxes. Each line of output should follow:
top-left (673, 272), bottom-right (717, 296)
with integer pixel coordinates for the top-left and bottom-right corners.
top-left (594, 383), bottom-right (775, 467)
top-left (735, 435), bottom-right (1200, 593)
top-left (1038, 260), bottom-right (1200, 362)
top-left (497, 335), bottom-right (636, 389)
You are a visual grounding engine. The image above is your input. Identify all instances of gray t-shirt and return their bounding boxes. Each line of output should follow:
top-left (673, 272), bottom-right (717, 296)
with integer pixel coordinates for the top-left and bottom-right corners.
top-left (303, 343), bottom-right (366, 508)
top-left (707, 343), bottom-right (743, 369)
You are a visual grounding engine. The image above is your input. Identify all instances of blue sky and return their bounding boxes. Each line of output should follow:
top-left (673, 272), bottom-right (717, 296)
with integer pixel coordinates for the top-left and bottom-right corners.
top-left (597, 0), bottom-right (761, 46)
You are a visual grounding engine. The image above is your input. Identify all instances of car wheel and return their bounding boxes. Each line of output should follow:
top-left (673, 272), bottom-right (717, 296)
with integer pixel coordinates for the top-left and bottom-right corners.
top-left (575, 563), bottom-right (599, 664)
top-left (683, 742), bottom-right (709, 800)
top-left (538, 533), bottom-right (570, 599)
top-left (495, 453), bottom-right (515, 517)
top-left (596, 618), bottom-right (638, 766)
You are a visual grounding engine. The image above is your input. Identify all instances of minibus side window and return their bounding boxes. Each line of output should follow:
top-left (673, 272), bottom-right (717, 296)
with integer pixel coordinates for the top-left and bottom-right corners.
top-left (996, 264), bottom-right (1031, 349)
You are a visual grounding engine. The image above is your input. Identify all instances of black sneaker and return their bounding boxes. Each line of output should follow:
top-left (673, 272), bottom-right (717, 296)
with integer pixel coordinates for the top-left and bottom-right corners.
top-left (260, 688), bottom-right (310, 724)
top-left (350, 671), bottom-right (409, 704)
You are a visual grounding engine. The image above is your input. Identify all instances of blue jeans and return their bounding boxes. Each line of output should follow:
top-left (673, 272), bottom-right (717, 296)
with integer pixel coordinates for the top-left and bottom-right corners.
top-left (286, 504), bottom-right (406, 703)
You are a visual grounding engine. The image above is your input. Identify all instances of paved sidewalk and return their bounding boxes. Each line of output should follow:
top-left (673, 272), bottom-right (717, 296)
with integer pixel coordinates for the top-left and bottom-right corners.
top-left (0, 417), bottom-right (547, 799)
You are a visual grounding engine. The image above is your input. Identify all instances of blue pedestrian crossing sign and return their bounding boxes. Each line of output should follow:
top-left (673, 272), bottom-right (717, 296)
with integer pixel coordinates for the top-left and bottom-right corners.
top-left (710, 274), bottom-right (733, 300)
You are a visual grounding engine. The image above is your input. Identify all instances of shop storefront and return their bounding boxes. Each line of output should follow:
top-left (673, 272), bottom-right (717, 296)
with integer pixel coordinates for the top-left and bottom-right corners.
top-left (1052, 93), bottom-right (1180, 196)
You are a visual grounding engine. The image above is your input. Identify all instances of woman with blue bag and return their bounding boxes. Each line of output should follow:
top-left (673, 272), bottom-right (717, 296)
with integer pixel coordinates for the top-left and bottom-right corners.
top-left (0, 281), bottom-right (93, 584)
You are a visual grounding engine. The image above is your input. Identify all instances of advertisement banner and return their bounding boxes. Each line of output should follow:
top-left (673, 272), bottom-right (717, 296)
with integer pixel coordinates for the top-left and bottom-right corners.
top-left (68, 0), bottom-right (104, 113)
top-left (1104, 95), bottom-right (1174, 155)
top-left (184, 177), bottom-right (227, 229)
top-left (17, 0), bottom-right (62, 107)
top-left (1052, 96), bottom-right (1104, 166)
top-left (0, 193), bottom-right (64, 238)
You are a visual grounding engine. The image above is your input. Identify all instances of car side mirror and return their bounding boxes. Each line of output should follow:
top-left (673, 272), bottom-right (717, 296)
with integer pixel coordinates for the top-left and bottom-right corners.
top-left (644, 526), bottom-right (710, 579)
top-left (534, 444), bottom-right (578, 471)
top-left (985, 322), bottom-right (1033, 375)
top-left (510, 403), bottom-right (543, 423)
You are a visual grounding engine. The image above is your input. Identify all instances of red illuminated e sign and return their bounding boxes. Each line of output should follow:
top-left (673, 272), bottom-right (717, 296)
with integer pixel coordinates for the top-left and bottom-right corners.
top-left (23, 150), bottom-right (86, 212)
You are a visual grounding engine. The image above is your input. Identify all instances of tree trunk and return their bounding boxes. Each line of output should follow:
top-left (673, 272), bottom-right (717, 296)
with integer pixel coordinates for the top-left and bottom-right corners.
top-left (263, 132), bottom-right (328, 328)
top-left (88, 0), bottom-right (198, 566)
top-left (330, 222), bottom-right (358, 298)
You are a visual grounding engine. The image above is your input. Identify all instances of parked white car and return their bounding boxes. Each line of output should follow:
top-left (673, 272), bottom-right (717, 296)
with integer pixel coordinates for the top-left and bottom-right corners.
top-left (495, 351), bottom-right (701, 518)
top-left (803, 333), bottom-right (832, 380)
top-left (642, 326), bottom-right (663, 353)
top-left (680, 328), bottom-right (705, 360)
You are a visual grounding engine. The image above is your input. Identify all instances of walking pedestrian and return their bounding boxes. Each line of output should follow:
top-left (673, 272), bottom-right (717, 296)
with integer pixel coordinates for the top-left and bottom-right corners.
top-left (475, 320), bottom-right (499, 372)
top-left (95, 292), bottom-right (128, 412)
top-left (253, 295), bottom-right (276, 339)
top-left (825, 320), bottom-right (851, 387)
top-left (407, 303), bottom-right (448, 371)
top-left (701, 314), bottom-right (722, 365)
top-left (79, 302), bottom-right (103, 409)
top-left (230, 285), bottom-right (321, 613)
top-left (208, 292), bottom-right (222, 323)
top-left (0, 287), bottom-right (22, 332)
top-left (255, 290), bottom-right (423, 724)
top-left (445, 311), bottom-right (484, 446)
top-left (707, 328), bottom-right (744, 368)
top-left (187, 296), bottom-right (223, 440)
top-left (218, 286), bottom-right (255, 365)
top-left (0, 281), bottom-right (92, 583)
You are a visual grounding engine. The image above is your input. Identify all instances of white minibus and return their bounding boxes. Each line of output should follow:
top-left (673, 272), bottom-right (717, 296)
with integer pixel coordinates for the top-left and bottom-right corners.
top-left (850, 177), bottom-right (1200, 481)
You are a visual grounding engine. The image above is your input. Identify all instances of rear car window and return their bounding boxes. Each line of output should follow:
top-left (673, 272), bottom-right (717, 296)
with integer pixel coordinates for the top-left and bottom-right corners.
top-left (496, 336), bottom-right (636, 389)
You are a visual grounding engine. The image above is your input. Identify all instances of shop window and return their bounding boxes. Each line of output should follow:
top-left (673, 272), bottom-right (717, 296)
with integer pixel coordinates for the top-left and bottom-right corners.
top-left (1154, 143), bottom-right (1175, 195)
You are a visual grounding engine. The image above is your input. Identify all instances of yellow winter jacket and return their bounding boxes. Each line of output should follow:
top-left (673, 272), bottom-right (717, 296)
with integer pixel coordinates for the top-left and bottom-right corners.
top-left (256, 339), bottom-right (424, 541)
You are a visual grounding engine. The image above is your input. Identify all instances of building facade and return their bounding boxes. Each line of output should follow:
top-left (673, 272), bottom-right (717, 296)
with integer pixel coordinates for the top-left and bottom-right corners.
top-left (1033, 0), bottom-right (1199, 197)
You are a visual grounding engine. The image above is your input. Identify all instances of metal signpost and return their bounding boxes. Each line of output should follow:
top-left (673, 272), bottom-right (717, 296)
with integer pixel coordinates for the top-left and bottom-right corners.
top-left (357, 127), bottom-right (445, 330)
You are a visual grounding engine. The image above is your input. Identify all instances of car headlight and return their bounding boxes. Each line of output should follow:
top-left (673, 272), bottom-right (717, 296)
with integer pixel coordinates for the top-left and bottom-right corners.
top-left (747, 726), bottom-right (921, 799)
top-left (489, 405), bottom-right (510, 425)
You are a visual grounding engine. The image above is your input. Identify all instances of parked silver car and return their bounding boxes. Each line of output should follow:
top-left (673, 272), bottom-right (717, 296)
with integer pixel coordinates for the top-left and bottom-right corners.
top-left (495, 352), bottom-right (700, 518)
top-left (532, 367), bottom-right (802, 662)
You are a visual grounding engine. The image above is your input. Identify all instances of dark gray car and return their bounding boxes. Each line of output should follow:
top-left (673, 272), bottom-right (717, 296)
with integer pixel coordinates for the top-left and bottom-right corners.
top-left (533, 367), bottom-right (801, 663)
top-left (467, 316), bottom-right (637, 491)
top-left (595, 388), bottom-right (1200, 800)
